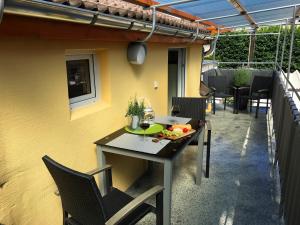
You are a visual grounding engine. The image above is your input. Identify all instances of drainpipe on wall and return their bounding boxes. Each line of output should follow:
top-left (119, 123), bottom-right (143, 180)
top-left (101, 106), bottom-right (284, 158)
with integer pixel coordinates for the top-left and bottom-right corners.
top-left (212, 28), bottom-right (220, 63)
top-left (141, 7), bottom-right (157, 42)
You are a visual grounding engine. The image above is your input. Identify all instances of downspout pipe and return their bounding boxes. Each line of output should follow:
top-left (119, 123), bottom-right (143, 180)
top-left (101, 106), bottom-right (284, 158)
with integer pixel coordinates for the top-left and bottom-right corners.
top-left (213, 28), bottom-right (220, 62)
top-left (0, 0), bottom-right (4, 24)
top-left (141, 7), bottom-right (156, 42)
top-left (190, 22), bottom-right (200, 43)
top-left (203, 29), bottom-right (219, 57)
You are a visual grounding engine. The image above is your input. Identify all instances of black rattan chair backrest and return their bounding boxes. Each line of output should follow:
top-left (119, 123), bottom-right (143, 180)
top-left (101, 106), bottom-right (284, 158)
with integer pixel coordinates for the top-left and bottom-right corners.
top-left (208, 76), bottom-right (227, 93)
top-left (172, 97), bottom-right (206, 121)
top-left (250, 75), bottom-right (273, 95)
top-left (42, 156), bottom-right (107, 225)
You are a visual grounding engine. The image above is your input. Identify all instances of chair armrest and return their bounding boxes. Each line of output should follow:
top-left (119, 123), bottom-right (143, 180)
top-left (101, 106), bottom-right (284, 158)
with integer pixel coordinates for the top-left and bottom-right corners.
top-left (237, 86), bottom-right (250, 91)
top-left (210, 86), bottom-right (216, 92)
top-left (105, 185), bottom-right (164, 225)
top-left (256, 89), bottom-right (269, 94)
top-left (86, 165), bottom-right (112, 176)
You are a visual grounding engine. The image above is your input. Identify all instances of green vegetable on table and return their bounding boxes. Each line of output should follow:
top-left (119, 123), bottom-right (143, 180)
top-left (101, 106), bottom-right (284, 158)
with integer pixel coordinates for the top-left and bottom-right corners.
top-left (162, 129), bottom-right (182, 137)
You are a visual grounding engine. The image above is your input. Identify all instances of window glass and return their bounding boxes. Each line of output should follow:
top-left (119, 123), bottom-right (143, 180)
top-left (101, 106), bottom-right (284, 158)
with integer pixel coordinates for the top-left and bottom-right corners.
top-left (65, 54), bottom-right (97, 109)
top-left (66, 59), bottom-right (92, 98)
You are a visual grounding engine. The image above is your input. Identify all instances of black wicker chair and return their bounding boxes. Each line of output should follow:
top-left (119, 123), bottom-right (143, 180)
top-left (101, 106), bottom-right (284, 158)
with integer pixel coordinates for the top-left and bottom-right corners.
top-left (238, 75), bottom-right (273, 118)
top-left (172, 97), bottom-right (212, 178)
top-left (208, 76), bottom-right (234, 114)
top-left (42, 155), bottom-right (164, 225)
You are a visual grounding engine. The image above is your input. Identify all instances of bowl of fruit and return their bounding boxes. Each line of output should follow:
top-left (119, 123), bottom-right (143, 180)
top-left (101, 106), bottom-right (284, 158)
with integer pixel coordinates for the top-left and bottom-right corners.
top-left (160, 124), bottom-right (195, 140)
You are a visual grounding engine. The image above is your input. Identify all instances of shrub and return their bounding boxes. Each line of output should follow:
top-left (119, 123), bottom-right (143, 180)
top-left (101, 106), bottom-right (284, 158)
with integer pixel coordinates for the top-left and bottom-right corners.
top-left (234, 68), bottom-right (251, 87)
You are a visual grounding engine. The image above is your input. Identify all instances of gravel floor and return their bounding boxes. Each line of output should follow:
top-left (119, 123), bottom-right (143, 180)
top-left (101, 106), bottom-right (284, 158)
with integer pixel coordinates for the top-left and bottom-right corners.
top-left (127, 105), bottom-right (282, 225)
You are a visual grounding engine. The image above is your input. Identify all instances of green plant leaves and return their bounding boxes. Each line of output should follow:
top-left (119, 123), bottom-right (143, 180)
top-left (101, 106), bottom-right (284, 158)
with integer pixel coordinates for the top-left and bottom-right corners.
top-left (207, 26), bottom-right (300, 72)
top-left (125, 97), bottom-right (145, 118)
top-left (234, 68), bottom-right (251, 86)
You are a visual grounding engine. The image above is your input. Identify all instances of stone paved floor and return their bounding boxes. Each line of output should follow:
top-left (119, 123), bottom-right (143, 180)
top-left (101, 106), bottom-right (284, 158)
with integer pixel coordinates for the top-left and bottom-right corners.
top-left (127, 105), bottom-right (282, 225)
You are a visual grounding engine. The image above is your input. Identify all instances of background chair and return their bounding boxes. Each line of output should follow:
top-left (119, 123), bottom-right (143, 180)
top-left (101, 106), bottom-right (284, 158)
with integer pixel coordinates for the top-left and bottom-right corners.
top-left (208, 76), bottom-right (234, 114)
top-left (238, 75), bottom-right (273, 118)
top-left (42, 155), bottom-right (164, 225)
top-left (172, 97), bottom-right (212, 178)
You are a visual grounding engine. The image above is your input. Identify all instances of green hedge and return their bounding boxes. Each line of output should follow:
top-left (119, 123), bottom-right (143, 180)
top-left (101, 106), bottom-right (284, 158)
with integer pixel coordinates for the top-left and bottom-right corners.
top-left (207, 26), bottom-right (300, 72)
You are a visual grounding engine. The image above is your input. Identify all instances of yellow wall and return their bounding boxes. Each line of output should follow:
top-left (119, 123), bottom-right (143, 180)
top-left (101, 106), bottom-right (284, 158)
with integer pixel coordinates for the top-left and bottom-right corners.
top-left (186, 44), bottom-right (203, 97)
top-left (0, 37), bottom-right (202, 225)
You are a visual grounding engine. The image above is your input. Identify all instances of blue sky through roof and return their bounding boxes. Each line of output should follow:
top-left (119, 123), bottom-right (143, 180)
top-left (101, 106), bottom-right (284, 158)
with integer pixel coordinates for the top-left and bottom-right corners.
top-left (157, 0), bottom-right (300, 27)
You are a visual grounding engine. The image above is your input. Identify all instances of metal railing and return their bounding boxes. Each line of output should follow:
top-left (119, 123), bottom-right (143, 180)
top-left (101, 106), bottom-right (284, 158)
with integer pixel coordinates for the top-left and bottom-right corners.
top-left (276, 63), bottom-right (300, 108)
top-left (217, 61), bottom-right (275, 67)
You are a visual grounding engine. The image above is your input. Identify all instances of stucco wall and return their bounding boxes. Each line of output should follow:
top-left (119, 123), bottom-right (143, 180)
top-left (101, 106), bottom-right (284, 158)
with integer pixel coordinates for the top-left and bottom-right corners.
top-left (0, 38), bottom-right (202, 225)
top-left (186, 45), bottom-right (203, 97)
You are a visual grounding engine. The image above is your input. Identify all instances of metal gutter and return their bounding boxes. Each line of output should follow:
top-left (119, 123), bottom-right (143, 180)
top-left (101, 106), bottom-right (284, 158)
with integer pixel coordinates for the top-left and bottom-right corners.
top-left (3, 0), bottom-right (210, 41)
top-left (143, 0), bottom-right (204, 42)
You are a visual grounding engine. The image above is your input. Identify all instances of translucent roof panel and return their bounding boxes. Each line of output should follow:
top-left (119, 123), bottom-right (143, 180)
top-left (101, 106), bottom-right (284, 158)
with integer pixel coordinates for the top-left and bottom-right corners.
top-left (158, 0), bottom-right (300, 28)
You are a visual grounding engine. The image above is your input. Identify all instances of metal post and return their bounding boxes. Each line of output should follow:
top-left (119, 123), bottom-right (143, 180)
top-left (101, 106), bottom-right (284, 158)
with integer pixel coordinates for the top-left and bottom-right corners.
top-left (274, 24), bottom-right (282, 69)
top-left (196, 3), bottom-right (300, 22)
top-left (220, 18), bottom-right (292, 30)
top-left (248, 29), bottom-right (257, 67)
top-left (0, 0), bottom-right (4, 24)
top-left (286, 6), bottom-right (297, 88)
top-left (280, 19), bottom-right (288, 70)
top-left (213, 28), bottom-right (220, 63)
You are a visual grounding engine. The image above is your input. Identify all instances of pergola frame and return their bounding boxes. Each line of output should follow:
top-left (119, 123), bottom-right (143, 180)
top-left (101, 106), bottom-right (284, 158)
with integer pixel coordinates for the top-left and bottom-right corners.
top-left (139, 0), bottom-right (300, 100)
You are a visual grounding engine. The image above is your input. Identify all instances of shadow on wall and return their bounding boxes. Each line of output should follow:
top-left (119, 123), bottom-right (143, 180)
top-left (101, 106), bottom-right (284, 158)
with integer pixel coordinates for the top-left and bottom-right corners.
top-left (130, 64), bottom-right (145, 79)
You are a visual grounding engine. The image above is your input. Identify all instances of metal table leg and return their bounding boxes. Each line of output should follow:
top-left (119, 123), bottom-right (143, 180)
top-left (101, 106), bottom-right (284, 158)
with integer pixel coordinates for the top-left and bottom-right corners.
top-left (196, 128), bottom-right (205, 185)
top-left (163, 159), bottom-right (173, 225)
top-left (96, 145), bottom-right (108, 195)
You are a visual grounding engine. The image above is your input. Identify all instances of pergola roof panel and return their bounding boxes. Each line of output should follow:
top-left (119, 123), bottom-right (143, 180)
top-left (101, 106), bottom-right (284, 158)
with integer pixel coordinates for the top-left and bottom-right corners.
top-left (155, 0), bottom-right (300, 28)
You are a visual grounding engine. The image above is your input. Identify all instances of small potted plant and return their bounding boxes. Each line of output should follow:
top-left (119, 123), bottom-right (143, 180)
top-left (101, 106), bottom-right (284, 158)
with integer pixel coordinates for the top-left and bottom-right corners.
top-left (126, 97), bottom-right (145, 129)
top-left (234, 68), bottom-right (251, 110)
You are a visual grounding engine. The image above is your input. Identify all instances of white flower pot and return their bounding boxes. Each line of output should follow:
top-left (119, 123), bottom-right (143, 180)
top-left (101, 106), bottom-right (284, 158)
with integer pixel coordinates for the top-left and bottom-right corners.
top-left (131, 116), bottom-right (139, 130)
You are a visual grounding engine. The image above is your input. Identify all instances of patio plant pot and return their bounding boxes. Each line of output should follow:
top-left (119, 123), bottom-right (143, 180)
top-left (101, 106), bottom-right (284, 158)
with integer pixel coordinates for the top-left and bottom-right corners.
top-left (131, 115), bottom-right (139, 130)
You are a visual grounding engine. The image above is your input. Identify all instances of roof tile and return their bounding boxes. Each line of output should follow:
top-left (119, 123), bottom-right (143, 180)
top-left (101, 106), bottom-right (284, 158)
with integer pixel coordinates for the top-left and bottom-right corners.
top-left (49, 0), bottom-right (209, 33)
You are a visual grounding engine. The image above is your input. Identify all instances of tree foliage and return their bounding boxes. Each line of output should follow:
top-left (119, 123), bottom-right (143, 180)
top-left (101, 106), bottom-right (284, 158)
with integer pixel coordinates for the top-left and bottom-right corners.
top-left (207, 26), bottom-right (300, 72)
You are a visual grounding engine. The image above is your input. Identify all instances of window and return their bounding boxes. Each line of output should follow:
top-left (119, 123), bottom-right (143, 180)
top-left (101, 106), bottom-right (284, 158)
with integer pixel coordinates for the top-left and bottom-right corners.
top-left (66, 54), bottom-right (98, 108)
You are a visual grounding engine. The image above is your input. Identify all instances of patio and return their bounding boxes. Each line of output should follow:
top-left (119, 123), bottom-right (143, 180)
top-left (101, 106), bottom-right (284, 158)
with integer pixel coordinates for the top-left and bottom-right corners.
top-left (1, 0), bottom-right (300, 225)
top-left (128, 108), bottom-right (282, 225)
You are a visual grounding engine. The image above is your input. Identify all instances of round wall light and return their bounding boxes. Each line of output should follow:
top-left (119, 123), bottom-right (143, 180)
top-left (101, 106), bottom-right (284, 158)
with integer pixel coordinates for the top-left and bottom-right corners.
top-left (127, 42), bottom-right (147, 65)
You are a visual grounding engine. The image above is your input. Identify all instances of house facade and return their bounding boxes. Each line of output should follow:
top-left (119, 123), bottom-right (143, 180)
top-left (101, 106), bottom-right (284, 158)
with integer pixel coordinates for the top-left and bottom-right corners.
top-left (0, 2), bottom-right (209, 223)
